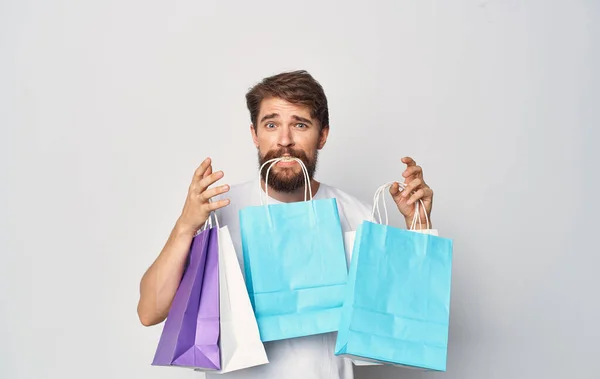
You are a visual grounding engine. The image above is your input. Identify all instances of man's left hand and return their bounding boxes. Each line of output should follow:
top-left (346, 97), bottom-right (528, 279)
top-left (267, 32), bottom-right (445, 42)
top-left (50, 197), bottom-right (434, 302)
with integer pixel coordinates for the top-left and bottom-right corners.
top-left (389, 157), bottom-right (434, 229)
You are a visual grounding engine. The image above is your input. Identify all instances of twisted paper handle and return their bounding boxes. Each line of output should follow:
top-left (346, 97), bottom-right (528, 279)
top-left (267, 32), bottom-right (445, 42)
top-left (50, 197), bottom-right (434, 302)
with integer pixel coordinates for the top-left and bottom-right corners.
top-left (257, 157), bottom-right (312, 205)
top-left (371, 181), bottom-right (429, 230)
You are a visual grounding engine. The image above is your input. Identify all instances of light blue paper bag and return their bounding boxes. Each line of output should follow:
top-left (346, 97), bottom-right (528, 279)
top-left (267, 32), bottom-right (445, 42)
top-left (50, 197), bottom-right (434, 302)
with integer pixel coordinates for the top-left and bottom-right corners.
top-left (336, 182), bottom-right (453, 371)
top-left (240, 157), bottom-right (348, 342)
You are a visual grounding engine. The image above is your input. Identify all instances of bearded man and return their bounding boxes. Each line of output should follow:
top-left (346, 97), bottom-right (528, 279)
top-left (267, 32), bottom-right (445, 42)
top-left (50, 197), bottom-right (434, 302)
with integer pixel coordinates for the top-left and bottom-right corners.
top-left (137, 70), bottom-right (435, 379)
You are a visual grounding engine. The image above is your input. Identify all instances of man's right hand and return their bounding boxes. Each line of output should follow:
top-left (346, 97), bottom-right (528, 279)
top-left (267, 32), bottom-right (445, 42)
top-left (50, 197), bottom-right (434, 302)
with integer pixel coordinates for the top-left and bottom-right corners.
top-left (176, 157), bottom-right (230, 236)
top-left (137, 157), bottom-right (230, 326)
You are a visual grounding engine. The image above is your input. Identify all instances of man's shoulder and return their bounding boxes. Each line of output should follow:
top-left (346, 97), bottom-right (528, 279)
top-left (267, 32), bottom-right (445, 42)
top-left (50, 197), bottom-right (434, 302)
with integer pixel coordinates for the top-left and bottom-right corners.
top-left (318, 183), bottom-right (372, 215)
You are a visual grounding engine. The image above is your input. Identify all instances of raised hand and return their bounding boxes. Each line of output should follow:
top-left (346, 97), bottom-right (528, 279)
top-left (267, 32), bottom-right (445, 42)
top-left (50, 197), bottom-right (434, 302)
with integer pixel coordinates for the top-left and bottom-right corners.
top-left (176, 157), bottom-right (230, 235)
top-left (389, 157), bottom-right (434, 229)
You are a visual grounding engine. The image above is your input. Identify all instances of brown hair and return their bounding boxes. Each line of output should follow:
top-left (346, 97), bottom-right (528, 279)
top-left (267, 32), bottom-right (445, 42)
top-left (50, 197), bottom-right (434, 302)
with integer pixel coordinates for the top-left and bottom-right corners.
top-left (245, 70), bottom-right (329, 130)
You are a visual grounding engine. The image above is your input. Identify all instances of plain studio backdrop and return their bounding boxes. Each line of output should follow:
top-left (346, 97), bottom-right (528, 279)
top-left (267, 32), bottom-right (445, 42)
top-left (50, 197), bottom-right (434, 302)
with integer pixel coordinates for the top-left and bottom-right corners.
top-left (1, 0), bottom-right (598, 378)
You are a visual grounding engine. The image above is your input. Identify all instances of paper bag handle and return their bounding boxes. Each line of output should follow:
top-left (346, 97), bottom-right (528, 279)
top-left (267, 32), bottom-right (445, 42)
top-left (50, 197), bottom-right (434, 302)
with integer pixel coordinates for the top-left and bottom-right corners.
top-left (371, 181), bottom-right (429, 230)
top-left (257, 157), bottom-right (313, 206)
top-left (195, 201), bottom-right (220, 236)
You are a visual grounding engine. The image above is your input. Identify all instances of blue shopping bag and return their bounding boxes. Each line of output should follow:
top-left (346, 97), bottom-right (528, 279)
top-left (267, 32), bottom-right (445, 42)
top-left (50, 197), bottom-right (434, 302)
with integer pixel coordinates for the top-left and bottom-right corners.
top-left (335, 182), bottom-right (453, 371)
top-left (239, 158), bottom-right (348, 342)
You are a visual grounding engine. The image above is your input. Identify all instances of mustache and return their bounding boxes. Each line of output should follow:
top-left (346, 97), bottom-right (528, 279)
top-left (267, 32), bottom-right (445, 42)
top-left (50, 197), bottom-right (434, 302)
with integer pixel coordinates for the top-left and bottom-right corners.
top-left (262, 147), bottom-right (308, 161)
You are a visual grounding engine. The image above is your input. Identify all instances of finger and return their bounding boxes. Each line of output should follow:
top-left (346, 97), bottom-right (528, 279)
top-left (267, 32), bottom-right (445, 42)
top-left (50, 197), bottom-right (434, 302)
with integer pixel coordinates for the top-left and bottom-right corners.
top-left (407, 188), bottom-right (433, 205)
top-left (402, 165), bottom-right (422, 179)
top-left (389, 182), bottom-right (401, 197)
top-left (401, 157), bottom-right (416, 166)
top-left (199, 184), bottom-right (230, 202)
top-left (203, 164), bottom-right (213, 179)
top-left (401, 178), bottom-right (424, 198)
top-left (193, 157), bottom-right (212, 182)
top-left (197, 171), bottom-right (225, 193)
top-left (206, 198), bottom-right (230, 211)
top-left (406, 188), bottom-right (426, 205)
top-left (404, 175), bottom-right (418, 185)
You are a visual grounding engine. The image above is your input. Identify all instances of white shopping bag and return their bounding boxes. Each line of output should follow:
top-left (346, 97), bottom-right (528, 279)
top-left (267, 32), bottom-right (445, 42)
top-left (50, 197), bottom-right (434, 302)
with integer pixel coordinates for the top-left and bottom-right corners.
top-left (196, 215), bottom-right (269, 374)
top-left (217, 225), bottom-right (269, 372)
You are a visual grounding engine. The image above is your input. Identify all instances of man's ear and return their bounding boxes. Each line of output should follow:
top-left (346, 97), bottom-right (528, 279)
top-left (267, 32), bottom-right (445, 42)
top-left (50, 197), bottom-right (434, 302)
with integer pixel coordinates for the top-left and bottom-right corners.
top-left (317, 126), bottom-right (329, 150)
top-left (250, 124), bottom-right (259, 148)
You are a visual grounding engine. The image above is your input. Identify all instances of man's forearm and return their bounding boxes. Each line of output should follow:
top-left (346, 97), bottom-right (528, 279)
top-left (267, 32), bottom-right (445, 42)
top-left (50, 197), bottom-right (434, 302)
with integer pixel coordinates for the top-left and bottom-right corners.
top-left (137, 221), bottom-right (195, 326)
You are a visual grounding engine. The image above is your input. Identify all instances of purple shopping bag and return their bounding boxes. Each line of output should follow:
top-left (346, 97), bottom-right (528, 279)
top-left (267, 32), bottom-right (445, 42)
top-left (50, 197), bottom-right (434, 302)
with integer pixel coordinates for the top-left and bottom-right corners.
top-left (152, 226), bottom-right (221, 370)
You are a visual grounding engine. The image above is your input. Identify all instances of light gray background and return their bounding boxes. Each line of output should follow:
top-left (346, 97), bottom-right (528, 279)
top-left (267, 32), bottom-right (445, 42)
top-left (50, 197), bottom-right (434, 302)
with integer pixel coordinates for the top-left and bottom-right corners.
top-left (1, 0), bottom-right (598, 378)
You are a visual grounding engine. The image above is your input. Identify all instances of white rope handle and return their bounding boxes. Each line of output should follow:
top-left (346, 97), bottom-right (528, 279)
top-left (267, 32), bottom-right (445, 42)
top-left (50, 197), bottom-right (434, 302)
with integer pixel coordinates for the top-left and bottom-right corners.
top-left (371, 181), bottom-right (399, 225)
top-left (409, 199), bottom-right (430, 231)
top-left (258, 157), bottom-right (312, 206)
top-left (371, 181), bottom-right (430, 230)
top-left (195, 200), bottom-right (220, 235)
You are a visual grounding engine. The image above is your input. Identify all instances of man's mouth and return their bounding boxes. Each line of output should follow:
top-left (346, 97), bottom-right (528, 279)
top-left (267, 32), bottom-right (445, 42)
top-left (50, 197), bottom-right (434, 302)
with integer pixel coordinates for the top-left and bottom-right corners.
top-left (276, 155), bottom-right (298, 166)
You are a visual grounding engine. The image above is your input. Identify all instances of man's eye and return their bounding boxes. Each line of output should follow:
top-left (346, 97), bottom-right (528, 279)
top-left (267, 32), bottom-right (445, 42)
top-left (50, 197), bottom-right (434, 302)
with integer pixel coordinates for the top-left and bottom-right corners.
top-left (295, 123), bottom-right (307, 128)
top-left (266, 123), bottom-right (276, 128)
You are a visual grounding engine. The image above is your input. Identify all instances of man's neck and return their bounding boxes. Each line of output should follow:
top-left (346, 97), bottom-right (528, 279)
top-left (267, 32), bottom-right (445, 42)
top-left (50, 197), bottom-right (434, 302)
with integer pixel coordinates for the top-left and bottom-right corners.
top-left (260, 179), bottom-right (321, 203)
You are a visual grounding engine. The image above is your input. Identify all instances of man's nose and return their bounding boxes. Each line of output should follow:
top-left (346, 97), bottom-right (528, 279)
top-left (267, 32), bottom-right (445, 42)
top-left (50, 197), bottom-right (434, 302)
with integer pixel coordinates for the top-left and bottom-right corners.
top-left (277, 126), bottom-right (294, 147)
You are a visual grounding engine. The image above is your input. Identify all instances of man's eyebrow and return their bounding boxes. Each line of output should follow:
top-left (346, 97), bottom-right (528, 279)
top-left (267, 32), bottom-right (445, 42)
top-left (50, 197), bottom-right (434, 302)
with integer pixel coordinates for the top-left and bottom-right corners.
top-left (292, 115), bottom-right (313, 125)
top-left (260, 113), bottom-right (279, 123)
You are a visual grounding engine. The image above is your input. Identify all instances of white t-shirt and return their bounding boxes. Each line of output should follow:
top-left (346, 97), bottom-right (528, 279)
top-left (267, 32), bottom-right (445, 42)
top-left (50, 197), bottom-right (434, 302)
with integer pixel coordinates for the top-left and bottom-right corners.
top-left (206, 178), bottom-right (372, 379)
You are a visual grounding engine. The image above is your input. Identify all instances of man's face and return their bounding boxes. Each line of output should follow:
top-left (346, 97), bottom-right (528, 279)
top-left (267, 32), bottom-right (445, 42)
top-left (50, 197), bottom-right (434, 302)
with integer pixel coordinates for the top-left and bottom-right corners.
top-left (251, 97), bottom-right (329, 193)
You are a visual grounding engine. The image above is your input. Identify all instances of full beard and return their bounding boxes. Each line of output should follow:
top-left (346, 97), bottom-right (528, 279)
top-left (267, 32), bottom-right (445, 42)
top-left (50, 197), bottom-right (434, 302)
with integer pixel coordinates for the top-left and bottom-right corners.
top-left (258, 147), bottom-right (318, 193)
